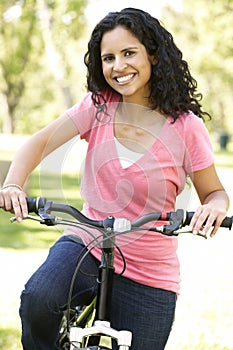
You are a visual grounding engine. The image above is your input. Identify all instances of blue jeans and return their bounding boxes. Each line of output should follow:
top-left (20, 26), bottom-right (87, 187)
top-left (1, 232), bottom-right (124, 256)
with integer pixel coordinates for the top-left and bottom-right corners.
top-left (19, 236), bottom-right (176, 350)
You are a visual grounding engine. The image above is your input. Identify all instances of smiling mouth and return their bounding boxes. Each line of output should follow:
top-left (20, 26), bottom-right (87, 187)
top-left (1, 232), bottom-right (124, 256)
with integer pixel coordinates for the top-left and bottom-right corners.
top-left (114, 74), bottom-right (135, 83)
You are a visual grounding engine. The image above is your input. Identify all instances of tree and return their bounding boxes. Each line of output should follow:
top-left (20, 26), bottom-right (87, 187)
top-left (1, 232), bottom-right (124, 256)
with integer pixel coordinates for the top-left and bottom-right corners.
top-left (162, 0), bottom-right (233, 132)
top-left (0, 0), bottom-right (38, 133)
top-left (0, 0), bottom-right (87, 134)
top-left (36, 0), bottom-right (87, 108)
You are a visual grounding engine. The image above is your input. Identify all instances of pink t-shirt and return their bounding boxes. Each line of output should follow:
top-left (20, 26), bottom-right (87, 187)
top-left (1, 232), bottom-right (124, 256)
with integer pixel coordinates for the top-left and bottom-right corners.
top-left (66, 89), bottom-right (214, 294)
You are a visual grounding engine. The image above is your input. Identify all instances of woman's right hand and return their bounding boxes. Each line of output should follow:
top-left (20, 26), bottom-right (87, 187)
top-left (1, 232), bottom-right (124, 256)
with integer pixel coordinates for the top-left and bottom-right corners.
top-left (0, 186), bottom-right (28, 222)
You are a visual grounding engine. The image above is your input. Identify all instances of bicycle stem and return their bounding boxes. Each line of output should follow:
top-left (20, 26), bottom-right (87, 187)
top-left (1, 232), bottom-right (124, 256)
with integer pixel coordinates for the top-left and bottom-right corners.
top-left (95, 216), bottom-right (115, 323)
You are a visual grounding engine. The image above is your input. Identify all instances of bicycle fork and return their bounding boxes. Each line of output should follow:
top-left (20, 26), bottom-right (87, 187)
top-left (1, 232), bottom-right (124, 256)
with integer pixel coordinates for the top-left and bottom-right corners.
top-left (69, 218), bottom-right (132, 349)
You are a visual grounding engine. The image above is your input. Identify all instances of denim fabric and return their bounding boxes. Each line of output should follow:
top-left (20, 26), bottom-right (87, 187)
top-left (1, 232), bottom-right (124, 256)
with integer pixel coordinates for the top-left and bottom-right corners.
top-left (19, 236), bottom-right (99, 350)
top-left (19, 236), bottom-right (176, 350)
top-left (111, 275), bottom-right (176, 350)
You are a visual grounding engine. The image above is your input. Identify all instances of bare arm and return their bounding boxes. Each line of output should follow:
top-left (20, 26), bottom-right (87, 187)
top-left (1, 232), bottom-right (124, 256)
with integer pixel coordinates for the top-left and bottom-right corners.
top-left (190, 164), bottom-right (230, 237)
top-left (0, 114), bottom-right (78, 219)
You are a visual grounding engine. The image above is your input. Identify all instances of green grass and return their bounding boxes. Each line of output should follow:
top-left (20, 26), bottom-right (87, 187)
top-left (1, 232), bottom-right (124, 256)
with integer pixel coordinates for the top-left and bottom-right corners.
top-left (0, 171), bottom-right (84, 250)
top-left (214, 149), bottom-right (233, 168)
top-left (180, 344), bottom-right (232, 350)
top-left (0, 327), bottom-right (21, 349)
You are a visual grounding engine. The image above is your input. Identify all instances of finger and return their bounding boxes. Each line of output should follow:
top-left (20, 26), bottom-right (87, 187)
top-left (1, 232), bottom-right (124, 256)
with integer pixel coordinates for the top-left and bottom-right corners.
top-left (0, 194), bottom-right (4, 209)
top-left (12, 193), bottom-right (27, 222)
top-left (18, 192), bottom-right (28, 218)
top-left (200, 214), bottom-right (216, 236)
top-left (11, 198), bottom-right (24, 222)
top-left (3, 196), bottom-right (13, 211)
top-left (209, 217), bottom-right (223, 237)
top-left (191, 211), bottom-right (210, 235)
top-left (190, 208), bottom-right (202, 227)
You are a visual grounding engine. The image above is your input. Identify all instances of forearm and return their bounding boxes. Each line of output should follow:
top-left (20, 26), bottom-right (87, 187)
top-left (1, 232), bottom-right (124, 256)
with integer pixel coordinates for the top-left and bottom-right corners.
top-left (0, 134), bottom-right (47, 219)
top-left (3, 126), bottom-right (52, 188)
top-left (3, 114), bottom-right (77, 188)
top-left (0, 113), bottom-right (77, 220)
top-left (3, 135), bottom-right (47, 188)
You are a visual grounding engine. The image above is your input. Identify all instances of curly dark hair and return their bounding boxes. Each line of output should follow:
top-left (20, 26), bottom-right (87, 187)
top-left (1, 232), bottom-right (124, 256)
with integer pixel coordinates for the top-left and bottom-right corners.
top-left (84, 7), bottom-right (211, 121)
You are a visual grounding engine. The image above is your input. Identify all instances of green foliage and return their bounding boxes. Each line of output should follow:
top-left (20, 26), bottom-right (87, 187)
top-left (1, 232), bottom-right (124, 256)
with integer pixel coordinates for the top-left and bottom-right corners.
top-left (1, 0), bottom-right (233, 138)
top-left (0, 0), bottom-right (88, 134)
top-left (0, 0), bottom-right (38, 131)
top-left (162, 0), bottom-right (233, 133)
top-left (46, 0), bottom-right (87, 41)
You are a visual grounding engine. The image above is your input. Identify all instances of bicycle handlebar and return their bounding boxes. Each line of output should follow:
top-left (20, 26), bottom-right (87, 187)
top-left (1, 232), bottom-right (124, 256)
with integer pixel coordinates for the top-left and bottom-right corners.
top-left (25, 197), bottom-right (233, 235)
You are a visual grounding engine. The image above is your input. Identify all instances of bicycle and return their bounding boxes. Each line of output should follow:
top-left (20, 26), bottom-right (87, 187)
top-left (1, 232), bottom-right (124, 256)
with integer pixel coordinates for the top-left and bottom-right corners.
top-left (9, 197), bottom-right (233, 350)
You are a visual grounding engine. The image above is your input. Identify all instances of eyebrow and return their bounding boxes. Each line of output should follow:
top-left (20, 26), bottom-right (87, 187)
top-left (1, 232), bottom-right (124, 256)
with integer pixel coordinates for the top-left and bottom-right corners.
top-left (101, 46), bottom-right (139, 58)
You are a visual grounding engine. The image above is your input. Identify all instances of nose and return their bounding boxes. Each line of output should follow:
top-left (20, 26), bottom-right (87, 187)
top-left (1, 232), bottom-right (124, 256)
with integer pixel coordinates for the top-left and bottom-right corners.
top-left (113, 56), bottom-right (127, 71)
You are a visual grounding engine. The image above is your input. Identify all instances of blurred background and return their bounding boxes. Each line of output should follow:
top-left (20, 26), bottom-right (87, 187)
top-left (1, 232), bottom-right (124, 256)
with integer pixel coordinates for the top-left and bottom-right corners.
top-left (0, 0), bottom-right (233, 349)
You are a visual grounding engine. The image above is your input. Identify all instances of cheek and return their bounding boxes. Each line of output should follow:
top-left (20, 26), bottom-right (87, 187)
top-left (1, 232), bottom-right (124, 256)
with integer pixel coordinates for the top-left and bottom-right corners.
top-left (102, 64), bottom-right (110, 80)
top-left (138, 54), bottom-right (152, 77)
top-left (141, 63), bottom-right (152, 83)
top-left (145, 60), bottom-right (153, 78)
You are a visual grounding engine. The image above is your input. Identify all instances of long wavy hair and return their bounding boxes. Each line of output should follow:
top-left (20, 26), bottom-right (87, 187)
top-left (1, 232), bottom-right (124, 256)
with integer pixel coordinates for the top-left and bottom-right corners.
top-left (84, 7), bottom-right (211, 121)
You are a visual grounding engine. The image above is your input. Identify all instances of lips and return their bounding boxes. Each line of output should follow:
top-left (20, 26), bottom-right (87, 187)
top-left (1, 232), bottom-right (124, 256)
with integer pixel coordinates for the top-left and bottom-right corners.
top-left (114, 73), bottom-right (135, 83)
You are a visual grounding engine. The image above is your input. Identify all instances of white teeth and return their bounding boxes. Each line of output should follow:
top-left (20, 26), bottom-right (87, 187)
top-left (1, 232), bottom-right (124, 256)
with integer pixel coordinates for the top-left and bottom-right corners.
top-left (116, 74), bottom-right (134, 83)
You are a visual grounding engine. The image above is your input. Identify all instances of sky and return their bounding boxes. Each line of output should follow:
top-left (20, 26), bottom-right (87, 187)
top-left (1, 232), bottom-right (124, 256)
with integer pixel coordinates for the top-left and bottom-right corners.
top-left (85, 0), bottom-right (183, 26)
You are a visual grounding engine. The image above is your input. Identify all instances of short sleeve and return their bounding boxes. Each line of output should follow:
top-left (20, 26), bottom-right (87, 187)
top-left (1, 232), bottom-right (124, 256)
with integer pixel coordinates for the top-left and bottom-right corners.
top-left (183, 113), bottom-right (215, 174)
top-left (66, 92), bottom-right (96, 141)
top-left (66, 90), bottom-right (121, 142)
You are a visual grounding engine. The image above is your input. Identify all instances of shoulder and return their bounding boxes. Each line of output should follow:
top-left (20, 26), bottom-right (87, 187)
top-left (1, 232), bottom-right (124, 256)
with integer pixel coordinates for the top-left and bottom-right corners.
top-left (67, 89), bottom-right (121, 115)
top-left (168, 111), bottom-right (209, 138)
top-left (171, 111), bottom-right (205, 128)
top-left (66, 89), bottom-right (120, 139)
top-left (166, 111), bottom-right (213, 154)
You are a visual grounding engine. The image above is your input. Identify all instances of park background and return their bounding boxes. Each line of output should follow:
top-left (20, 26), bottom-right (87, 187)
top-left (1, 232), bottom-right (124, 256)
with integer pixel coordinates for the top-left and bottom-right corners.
top-left (1, 0), bottom-right (233, 349)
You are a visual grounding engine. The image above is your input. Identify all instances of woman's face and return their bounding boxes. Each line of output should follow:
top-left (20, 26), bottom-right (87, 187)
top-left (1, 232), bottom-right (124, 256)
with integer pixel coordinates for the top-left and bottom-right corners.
top-left (100, 26), bottom-right (155, 106)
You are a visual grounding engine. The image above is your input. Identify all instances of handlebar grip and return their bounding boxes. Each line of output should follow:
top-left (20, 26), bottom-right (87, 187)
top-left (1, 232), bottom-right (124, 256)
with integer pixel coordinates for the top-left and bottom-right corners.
top-left (26, 197), bottom-right (47, 213)
top-left (183, 211), bottom-right (194, 226)
top-left (184, 211), bottom-right (232, 230)
top-left (220, 216), bottom-right (233, 230)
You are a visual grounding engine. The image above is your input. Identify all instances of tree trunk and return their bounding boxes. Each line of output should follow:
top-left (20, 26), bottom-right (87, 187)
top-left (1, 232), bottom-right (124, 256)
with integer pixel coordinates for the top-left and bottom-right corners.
top-left (37, 0), bottom-right (74, 108)
top-left (0, 93), bottom-right (13, 133)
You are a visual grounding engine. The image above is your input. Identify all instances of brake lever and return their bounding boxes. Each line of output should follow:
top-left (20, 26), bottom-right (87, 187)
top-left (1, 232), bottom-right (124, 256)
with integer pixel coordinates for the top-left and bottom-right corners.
top-left (37, 206), bottom-right (57, 226)
top-left (10, 215), bottom-right (44, 223)
top-left (196, 232), bottom-right (208, 239)
top-left (156, 227), bottom-right (207, 239)
top-left (10, 213), bottom-right (63, 226)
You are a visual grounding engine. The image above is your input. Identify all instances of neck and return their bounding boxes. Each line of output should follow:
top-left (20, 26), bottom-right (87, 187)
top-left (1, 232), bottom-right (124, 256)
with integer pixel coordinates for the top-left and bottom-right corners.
top-left (117, 102), bottom-right (152, 124)
top-left (117, 101), bottom-right (165, 127)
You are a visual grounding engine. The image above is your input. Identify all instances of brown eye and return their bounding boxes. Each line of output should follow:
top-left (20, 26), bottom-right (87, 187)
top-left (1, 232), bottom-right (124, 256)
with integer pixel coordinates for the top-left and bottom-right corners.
top-left (125, 50), bottom-right (135, 57)
top-left (102, 55), bottom-right (114, 63)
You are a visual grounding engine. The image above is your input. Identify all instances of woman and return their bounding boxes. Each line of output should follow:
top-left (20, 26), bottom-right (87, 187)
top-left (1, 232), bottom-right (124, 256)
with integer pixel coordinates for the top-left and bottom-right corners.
top-left (0, 8), bottom-right (229, 350)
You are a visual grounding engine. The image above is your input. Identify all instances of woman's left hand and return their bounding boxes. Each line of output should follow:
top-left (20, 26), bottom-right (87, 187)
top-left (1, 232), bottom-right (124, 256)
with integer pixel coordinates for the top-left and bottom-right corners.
top-left (191, 166), bottom-right (230, 237)
top-left (190, 202), bottom-right (227, 237)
